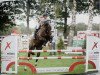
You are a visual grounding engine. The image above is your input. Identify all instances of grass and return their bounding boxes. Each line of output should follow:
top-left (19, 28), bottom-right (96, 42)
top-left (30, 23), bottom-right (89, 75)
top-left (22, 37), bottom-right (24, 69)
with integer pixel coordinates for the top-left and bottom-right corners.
top-left (16, 52), bottom-right (87, 75)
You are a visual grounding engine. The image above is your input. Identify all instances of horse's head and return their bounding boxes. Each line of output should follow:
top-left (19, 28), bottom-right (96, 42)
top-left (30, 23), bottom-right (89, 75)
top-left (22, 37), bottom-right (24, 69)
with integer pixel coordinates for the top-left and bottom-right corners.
top-left (42, 21), bottom-right (52, 43)
top-left (36, 21), bottom-right (52, 43)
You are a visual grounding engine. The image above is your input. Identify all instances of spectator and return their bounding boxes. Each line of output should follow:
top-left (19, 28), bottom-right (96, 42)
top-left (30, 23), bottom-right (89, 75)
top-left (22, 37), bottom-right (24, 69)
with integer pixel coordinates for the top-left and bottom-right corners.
top-left (49, 32), bottom-right (56, 55)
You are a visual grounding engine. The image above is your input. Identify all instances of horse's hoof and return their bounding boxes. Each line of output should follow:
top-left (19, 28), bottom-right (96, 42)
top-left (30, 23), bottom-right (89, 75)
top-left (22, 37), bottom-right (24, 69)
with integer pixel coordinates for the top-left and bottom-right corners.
top-left (32, 53), bottom-right (35, 55)
top-left (27, 58), bottom-right (30, 61)
top-left (35, 64), bottom-right (37, 66)
top-left (31, 52), bottom-right (35, 55)
top-left (35, 63), bottom-right (37, 66)
top-left (24, 66), bottom-right (27, 71)
top-left (24, 68), bottom-right (27, 71)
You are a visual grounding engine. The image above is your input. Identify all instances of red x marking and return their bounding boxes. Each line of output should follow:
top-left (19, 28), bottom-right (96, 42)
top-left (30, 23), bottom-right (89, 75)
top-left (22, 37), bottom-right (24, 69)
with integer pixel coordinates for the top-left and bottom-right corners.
top-left (5, 42), bottom-right (11, 50)
top-left (92, 42), bottom-right (98, 50)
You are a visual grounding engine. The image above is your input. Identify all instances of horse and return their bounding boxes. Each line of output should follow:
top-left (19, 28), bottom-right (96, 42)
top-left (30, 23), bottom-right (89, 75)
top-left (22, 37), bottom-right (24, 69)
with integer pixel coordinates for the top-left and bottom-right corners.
top-left (28, 21), bottom-right (52, 66)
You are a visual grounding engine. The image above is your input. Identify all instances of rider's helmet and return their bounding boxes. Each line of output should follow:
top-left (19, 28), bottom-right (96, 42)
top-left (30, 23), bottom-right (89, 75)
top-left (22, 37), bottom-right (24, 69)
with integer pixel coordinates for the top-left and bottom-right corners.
top-left (39, 13), bottom-right (50, 25)
top-left (42, 13), bottom-right (48, 18)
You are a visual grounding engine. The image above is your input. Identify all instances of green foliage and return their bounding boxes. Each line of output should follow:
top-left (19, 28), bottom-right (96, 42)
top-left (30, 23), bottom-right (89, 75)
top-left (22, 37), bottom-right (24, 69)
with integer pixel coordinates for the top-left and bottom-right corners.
top-left (57, 37), bottom-right (64, 49)
top-left (56, 24), bottom-right (64, 30)
top-left (0, 27), bottom-right (12, 35)
top-left (55, 4), bottom-right (62, 18)
top-left (0, 11), bottom-right (16, 33)
top-left (75, 23), bottom-right (100, 35)
top-left (69, 0), bottom-right (100, 14)
top-left (93, 0), bottom-right (100, 15)
top-left (57, 23), bottom-right (100, 36)
top-left (92, 24), bottom-right (100, 30)
top-left (75, 23), bottom-right (87, 30)
top-left (0, 1), bottom-right (19, 33)
top-left (19, 24), bottom-right (34, 34)
top-left (75, 23), bottom-right (87, 35)
top-left (75, 0), bottom-right (89, 13)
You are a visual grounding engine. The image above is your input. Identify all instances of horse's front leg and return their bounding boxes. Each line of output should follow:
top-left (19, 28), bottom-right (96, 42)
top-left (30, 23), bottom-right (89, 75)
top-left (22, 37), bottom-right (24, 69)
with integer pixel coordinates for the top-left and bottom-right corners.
top-left (35, 52), bottom-right (40, 66)
top-left (28, 46), bottom-right (35, 57)
top-left (35, 46), bottom-right (42, 66)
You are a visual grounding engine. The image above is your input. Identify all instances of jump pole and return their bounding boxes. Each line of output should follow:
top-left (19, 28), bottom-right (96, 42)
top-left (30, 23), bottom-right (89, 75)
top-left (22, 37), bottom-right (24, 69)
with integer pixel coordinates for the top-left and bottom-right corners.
top-left (18, 49), bottom-right (85, 53)
top-left (18, 56), bottom-right (85, 60)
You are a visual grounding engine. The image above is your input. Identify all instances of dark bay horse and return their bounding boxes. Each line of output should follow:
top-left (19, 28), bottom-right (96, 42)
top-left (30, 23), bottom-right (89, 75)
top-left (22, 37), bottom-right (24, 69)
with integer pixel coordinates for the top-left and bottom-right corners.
top-left (28, 21), bottom-right (52, 66)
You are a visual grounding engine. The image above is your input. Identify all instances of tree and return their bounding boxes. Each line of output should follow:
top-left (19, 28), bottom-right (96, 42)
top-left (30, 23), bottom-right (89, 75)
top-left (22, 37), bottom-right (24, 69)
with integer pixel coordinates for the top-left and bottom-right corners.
top-left (63, 0), bottom-right (69, 39)
top-left (15, 0), bottom-right (36, 34)
top-left (67, 0), bottom-right (100, 46)
top-left (87, 0), bottom-right (100, 30)
top-left (87, 0), bottom-right (94, 30)
top-left (0, 2), bottom-right (16, 33)
top-left (0, 0), bottom-right (37, 34)
top-left (57, 37), bottom-right (64, 49)
top-left (74, 0), bottom-right (100, 30)
top-left (51, 0), bottom-right (69, 38)
top-left (68, 0), bottom-right (76, 46)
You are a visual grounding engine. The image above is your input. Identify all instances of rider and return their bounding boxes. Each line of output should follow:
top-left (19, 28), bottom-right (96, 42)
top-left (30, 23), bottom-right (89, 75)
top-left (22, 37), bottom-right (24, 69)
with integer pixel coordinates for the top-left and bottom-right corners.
top-left (34, 13), bottom-right (50, 39)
